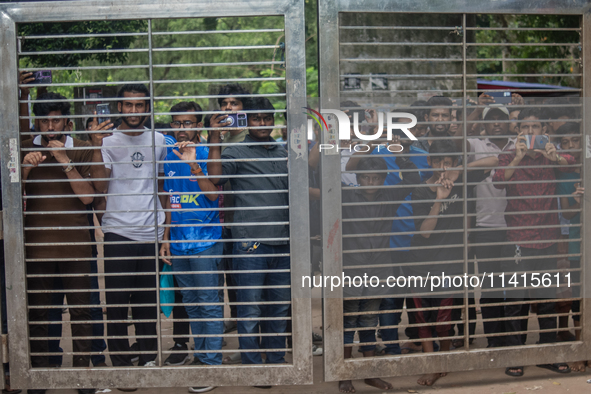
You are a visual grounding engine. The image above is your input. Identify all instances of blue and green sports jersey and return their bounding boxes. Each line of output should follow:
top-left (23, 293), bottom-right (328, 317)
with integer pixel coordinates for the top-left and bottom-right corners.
top-left (163, 145), bottom-right (221, 255)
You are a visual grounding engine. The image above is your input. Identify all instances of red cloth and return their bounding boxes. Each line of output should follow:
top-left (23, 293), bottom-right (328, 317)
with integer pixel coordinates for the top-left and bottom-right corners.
top-left (493, 151), bottom-right (575, 249)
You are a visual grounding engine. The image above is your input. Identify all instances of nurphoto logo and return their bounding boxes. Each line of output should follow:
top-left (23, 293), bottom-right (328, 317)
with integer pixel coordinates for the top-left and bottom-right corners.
top-left (303, 107), bottom-right (418, 152)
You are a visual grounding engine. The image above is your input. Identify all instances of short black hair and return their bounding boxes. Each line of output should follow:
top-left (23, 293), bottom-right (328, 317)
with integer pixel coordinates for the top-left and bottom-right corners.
top-left (555, 122), bottom-right (580, 137)
top-left (85, 117), bottom-right (93, 129)
top-left (117, 83), bottom-right (149, 98)
top-left (518, 107), bottom-right (545, 124)
top-left (356, 157), bottom-right (388, 178)
top-left (410, 100), bottom-right (429, 123)
top-left (217, 84), bottom-right (250, 107)
top-left (426, 96), bottom-right (453, 115)
top-left (429, 139), bottom-right (459, 162)
top-left (170, 101), bottom-right (203, 123)
top-left (33, 92), bottom-right (71, 118)
top-left (117, 84), bottom-right (150, 109)
top-left (248, 97), bottom-right (275, 112)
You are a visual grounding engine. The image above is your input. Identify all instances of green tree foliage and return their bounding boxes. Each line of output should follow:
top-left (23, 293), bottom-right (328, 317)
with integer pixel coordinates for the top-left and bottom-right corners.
top-left (475, 15), bottom-right (580, 87)
top-left (19, 20), bottom-right (147, 67)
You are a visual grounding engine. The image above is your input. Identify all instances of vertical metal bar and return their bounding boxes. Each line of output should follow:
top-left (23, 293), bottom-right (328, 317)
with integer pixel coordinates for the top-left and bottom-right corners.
top-left (147, 18), bottom-right (163, 366)
top-left (284, 0), bottom-right (313, 382)
top-left (318, 0), bottom-right (346, 382)
top-left (580, 11), bottom-right (591, 359)
top-left (461, 12), bottom-right (469, 351)
top-left (0, 11), bottom-right (30, 388)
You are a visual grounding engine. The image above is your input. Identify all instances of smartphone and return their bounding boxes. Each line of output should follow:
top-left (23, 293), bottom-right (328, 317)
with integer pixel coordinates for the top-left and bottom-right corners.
top-left (525, 134), bottom-right (549, 150)
top-left (96, 104), bottom-right (111, 125)
top-left (485, 91), bottom-right (512, 104)
top-left (31, 70), bottom-right (52, 84)
top-left (222, 113), bottom-right (248, 128)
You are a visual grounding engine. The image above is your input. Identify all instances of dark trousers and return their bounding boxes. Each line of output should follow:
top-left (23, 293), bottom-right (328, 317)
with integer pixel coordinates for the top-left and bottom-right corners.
top-left (27, 259), bottom-right (92, 368)
top-left (471, 228), bottom-right (507, 347)
top-left (501, 243), bottom-right (557, 347)
top-left (104, 233), bottom-right (157, 366)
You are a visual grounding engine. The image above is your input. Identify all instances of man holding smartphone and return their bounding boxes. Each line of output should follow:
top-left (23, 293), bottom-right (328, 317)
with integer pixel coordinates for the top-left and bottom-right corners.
top-left (207, 97), bottom-right (289, 367)
top-left (492, 107), bottom-right (574, 378)
top-left (91, 84), bottom-right (167, 375)
top-left (22, 92), bottom-right (102, 394)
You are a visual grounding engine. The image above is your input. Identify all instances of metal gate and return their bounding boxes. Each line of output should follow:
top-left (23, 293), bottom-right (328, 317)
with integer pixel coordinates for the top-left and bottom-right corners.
top-left (319, 0), bottom-right (591, 383)
top-left (0, 0), bottom-right (312, 390)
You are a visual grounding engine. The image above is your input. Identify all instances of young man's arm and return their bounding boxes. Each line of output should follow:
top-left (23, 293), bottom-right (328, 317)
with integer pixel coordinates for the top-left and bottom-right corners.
top-left (388, 156), bottom-right (420, 201)
top-left (415, 176), bottom-right (454, 238)
top-left (560, 183), bottom-right (584, 220)
top-left (47, 141), bottom-right (95, 205)
top-left (159, 197), bottom-right (172, 265)
top-left (498, 134), bottom-right (527, 182)
top-left (174, 141), bottom-right (219, 201)
top-left (88, 116), bottom-right (114, 194)
top-left (207, 130), bottom-right (224, 185)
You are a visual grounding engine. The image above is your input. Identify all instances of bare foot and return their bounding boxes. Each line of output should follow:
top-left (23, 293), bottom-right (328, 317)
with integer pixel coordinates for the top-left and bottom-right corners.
top-left (339, 380), bottom-right (355, 393)
top-left (364, 378), bottom-right (393, 390)
top-left (417, 372), bottom-right (446, 386)
top-left (569, 361), bottom-right (587, 372)
top-left (400, 342), bottom-right (422, 354)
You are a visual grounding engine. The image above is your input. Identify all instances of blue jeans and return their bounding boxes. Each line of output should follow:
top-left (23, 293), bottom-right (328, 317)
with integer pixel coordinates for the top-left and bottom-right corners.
top-left (173, 242), bottom-right (224, 365)
top-left (233, 241), bottom-right (290, 364)
top-left (379, 298), bottom-right (403, 354)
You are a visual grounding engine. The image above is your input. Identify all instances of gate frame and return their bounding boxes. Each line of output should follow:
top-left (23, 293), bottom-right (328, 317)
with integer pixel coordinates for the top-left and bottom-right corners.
top-left (0, 0), bottom-right (312, 389)
top-left (319, 0), bottom-right (591, 382)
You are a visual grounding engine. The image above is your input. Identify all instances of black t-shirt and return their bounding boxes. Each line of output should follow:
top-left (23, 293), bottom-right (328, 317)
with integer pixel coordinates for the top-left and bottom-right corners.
top-left (408, 170), bottom-right (487, 276)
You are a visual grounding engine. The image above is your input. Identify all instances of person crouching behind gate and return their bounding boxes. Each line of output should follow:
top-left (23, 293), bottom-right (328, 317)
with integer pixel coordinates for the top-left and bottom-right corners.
top-left (337, 155), bottom-right (420, 393)
top-left (22, 92), bottom-right (100, 394)
top-left (159, 101), bottom-right (223, 393)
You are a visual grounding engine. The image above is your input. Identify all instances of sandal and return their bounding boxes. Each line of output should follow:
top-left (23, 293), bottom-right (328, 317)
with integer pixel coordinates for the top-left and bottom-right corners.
top-left (505, 366), bottom-right (524, 377)
top-left (536, 363), bottom-right (571, 374)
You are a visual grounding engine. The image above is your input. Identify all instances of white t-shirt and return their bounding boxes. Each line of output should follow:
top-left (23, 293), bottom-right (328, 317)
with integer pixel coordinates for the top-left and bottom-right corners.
top-left (101, 129), bottom-right (167, 241)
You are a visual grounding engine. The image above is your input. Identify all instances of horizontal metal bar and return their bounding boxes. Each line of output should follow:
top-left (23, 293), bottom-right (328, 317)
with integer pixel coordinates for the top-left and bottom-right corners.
top-left (471, 73), bottom-right (582, 77)
top-left (19, 48), bottom-right (149, 56)
top-left (466, 57), bottom-right (580, 62)
top-left (29, 315), bottom-right (291, 324)
top-left (19, 64), bottom-right (149, 72)
top-left (152, 45), bottom-right (278, 52)
top-left (341, 57), bottom-right (462, 62)
top-left (155, 92), bottom-right (286, 100)
top-left (340, 26), bottom-right (458, 31)
top-left (340, 73), bottom-right (463, 79)
top-left (340, 42), bottom-right (462, 46)
top-left (19, 32), bottom-right (148, 39)
top-left (31, 348), bottom-right (291, 356)
top-left (466, 42), bottom-right (580, 47)
top-left (152, 28), bottom-right (284, 36)
top-left (465, 27), bottom-right (581, 31)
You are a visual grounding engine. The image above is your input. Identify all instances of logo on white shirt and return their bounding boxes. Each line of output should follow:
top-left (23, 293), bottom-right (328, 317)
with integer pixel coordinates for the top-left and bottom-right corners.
top-left (131, 152), bottom-right (145, 168)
